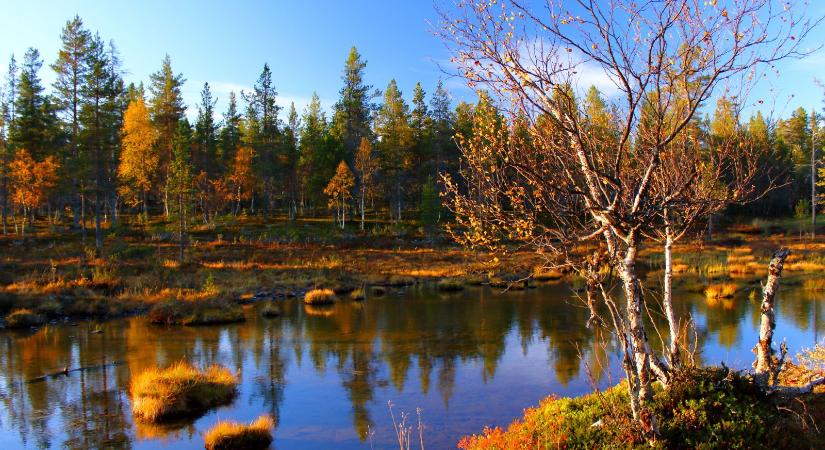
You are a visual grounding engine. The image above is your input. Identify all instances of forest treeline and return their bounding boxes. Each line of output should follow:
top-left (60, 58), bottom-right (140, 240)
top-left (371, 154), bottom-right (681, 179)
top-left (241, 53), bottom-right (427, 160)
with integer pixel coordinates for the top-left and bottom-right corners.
top-left (0, 16), bottom-right (820, 255)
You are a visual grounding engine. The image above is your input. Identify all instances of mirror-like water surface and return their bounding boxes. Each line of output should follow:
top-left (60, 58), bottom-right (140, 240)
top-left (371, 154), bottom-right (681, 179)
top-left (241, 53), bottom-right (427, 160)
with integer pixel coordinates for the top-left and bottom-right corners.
top-left (1, 281), bottom-right (823, 449)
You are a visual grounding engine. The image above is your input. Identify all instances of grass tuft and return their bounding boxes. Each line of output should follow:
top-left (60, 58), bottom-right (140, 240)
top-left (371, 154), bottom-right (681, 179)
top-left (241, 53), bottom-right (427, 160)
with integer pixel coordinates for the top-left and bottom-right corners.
top-left (304, 288), bottom-right (336, 305)
top-left (4, 308), bottom-right (45, 328)
top-left (705, 283), bottom-right (738, 300)
top-left (204, 415), bottom-right (274, 450)
top-left (148, 299), bottom-right (245, 326)
top-left (130, 362), bottom-right (238, 422)
top-left (349, 288), bottom-right (366, 301)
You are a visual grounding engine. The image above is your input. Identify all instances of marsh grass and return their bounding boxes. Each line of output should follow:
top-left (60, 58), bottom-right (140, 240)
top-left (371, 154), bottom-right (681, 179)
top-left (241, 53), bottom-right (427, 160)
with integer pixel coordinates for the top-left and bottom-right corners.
top-left (130, 362), bottom-right (238, 423)
top-left (4, 308), bottom-right (45, 328)
top-left (203, 415), bottom-right (274, 450)
top-left (705, 283), bottom-right (738, 300)
top-left (802, 278), bottom-right (825, 291)
top-left (350, 288), bottom-right (366, 301)
top-left (532, 266), bottom-right (563, 281)
top-left (148, 299), bottom-right (245, 326)
top-left (304, 288), bottom-right (336, 305)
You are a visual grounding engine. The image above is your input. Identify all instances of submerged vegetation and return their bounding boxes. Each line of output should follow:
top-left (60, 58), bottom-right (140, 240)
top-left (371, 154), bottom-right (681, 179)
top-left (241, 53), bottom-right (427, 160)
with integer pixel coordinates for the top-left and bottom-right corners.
top-left (130, 362), bottom-right (238, 422)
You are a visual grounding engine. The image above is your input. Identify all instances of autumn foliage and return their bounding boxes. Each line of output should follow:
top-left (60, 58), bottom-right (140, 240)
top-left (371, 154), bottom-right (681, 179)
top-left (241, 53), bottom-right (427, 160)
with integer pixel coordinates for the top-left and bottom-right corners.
top-left (9, 148), bottom-right (59, 215)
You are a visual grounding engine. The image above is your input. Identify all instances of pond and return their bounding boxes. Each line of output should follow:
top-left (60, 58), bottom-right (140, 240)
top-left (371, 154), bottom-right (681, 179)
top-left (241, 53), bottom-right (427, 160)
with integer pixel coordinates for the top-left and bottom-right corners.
top-left (1, 280), bottom-right (823, 449)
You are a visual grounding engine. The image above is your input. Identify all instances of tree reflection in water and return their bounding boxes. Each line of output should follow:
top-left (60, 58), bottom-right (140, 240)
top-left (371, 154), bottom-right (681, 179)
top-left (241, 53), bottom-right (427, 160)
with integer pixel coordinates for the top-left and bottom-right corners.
top-left (1, 281), bottom-right (824, 449)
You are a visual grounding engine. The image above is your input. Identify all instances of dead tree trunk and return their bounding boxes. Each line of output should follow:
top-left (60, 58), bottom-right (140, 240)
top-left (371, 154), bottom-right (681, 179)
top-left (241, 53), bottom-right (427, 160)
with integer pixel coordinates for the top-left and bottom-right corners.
top-left (754, 248), bottom-right (790, 387)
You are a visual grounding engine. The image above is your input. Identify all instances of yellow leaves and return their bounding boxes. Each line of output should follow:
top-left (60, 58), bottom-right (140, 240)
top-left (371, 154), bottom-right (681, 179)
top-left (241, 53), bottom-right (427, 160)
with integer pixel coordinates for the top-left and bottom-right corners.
top-left (119, 98), bottom-right (159, 199)
top-left (324, 160), bottom-right (356, 207)
top-left (9, 149), bottom-right (60, 210)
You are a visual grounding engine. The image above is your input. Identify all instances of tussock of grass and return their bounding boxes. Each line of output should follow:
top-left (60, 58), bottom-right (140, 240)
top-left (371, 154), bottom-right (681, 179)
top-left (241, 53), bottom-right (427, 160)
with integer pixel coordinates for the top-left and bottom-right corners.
top-left (349, 288), bottom-right (365, 301)
top-left (130, 362), bottom-right (238, 422)
top-left (437, 278), bottom-right (465, 292)
top-left (303, 288), bottom-right (336, 305)
top-left (204, 415), bottom-right (274, 450)
top-left (148, 299), bottom-right (245, 326)
top-left (671, 263), bottom-right (691, 274)
top-left (260, 302), bottom-right (280, 317)
top-left (532, 266), bottom-right (563, 281)
top-left (802, 278), bottom-right (825, 291)
top-left (705, 283), bottom-right (738, 300)
top-left (4, 308), bottom-right (45, 328)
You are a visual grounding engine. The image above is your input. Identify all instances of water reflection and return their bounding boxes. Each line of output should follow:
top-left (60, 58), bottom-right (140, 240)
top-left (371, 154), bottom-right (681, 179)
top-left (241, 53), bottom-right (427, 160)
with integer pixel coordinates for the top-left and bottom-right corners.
top-left (1, 281), bottom-right (824, 449)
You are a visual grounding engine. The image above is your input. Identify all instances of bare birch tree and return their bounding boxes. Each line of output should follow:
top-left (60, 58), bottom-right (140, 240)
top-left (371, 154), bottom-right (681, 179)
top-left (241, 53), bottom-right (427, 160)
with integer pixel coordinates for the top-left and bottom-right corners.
top-left (438, 0), bottom-right (820, 425)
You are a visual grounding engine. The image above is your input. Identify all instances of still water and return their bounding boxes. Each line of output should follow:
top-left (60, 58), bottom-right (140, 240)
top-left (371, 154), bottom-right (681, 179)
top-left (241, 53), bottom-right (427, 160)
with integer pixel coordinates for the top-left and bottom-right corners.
top-left (1, 281), bottom-right (823, 449)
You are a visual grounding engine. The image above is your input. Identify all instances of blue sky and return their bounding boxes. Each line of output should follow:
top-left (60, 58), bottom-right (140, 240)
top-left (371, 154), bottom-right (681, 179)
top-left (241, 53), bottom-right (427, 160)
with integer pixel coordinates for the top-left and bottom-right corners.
top-left (1, 0), bottom-right (823, 121)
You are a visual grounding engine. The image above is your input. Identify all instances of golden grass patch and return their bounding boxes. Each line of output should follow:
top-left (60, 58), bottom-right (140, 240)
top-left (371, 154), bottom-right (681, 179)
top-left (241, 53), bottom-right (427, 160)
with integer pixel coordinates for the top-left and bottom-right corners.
top-left (130, 362), bottom-right (238, 422)
top-left (303, 288), bottom-right (336, 305)
top-left (204, 415), bottom-right (274, 450)
top-left (705, 283), bottom-right (738, 300)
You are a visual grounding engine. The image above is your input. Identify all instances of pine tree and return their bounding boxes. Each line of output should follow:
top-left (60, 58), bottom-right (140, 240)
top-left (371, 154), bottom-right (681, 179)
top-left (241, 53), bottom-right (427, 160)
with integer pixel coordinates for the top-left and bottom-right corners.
top-left (282, 102), bottom-right (300, 219)
top-left (217, 91), bottom-right (241, 168)
top-left (0, 55), bottom-right (16, 234)
top-left (410, 82), bottom-right (432, 189)
top-left (243, 64), bottom-right (280, 213)
top-left (299, 92), bottom-right (337, 209)
top-left (194, 82), bottom-right (219, 176)
top-left (331, 47), bottom-right (375, 162)
top-left (169, 119), bottom-right (194, 260)
top-left (9, 48), bottom-right (61, 161)
top-left (148, 54), bottom-right (186, 216)
top-left (51, 16), bottom-right (91, 228)
top-left (375, 79), bottom-right (412, 220)
top-left (80, 33), bottom-right (120, 254)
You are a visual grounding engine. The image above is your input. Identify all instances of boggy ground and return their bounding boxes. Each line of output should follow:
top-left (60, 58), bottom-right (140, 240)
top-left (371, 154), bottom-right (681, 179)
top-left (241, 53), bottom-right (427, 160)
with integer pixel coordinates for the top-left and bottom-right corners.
top-left (2, 215), bottom-right (825, 326)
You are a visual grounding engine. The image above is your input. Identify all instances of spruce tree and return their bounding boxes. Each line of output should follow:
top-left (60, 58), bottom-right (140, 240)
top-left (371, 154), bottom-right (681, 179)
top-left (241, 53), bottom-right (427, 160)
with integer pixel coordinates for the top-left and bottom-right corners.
top-left (9, 48), bottom-right (61, 160)
top-left (243, 64), bottom-right (280, 213)
top-left (194, 82), bottom-right (219, 176)
top-left (217, 91), bottom-right (241, 168)
top-left (331, 47), bottom-right (375, 162)
top-left (169, 119), bottom-right (193, 260)
top-left (375, 79), bottom-right (412, 220)
top-left (148, 54), bottom-right (186, 216)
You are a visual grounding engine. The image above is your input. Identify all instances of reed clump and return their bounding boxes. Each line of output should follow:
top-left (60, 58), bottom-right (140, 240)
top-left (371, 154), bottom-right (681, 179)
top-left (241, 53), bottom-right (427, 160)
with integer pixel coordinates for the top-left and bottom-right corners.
top-left (203, 415), bottom-right (274, 450)
top-left (4, 308), bottom-right (45, 328)
top-left (705, 283), bottom-right (738, 300)
top-left (130, 362), bottom-right (238, 422)
top-left (304, 288), bottom-right (336, 305)
top-left (148, 299), bottom-right (245, 326)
